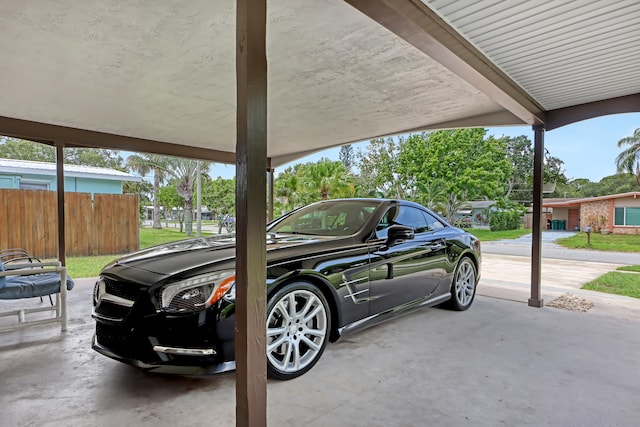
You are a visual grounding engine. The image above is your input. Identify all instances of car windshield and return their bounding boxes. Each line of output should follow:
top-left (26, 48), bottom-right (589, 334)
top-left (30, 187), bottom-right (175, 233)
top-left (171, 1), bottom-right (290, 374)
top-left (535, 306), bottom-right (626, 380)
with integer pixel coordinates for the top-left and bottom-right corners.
top-left (268, 200), bottom-right (380, 236)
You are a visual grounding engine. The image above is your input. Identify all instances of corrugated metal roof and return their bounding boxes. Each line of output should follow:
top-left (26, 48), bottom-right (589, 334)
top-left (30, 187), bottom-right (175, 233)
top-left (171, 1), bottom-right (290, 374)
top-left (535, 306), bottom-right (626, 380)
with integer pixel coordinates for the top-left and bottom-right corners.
top-left (425, 0), bottom-right (640, 110)
top-left (0, 158), bottom-right (140, 181)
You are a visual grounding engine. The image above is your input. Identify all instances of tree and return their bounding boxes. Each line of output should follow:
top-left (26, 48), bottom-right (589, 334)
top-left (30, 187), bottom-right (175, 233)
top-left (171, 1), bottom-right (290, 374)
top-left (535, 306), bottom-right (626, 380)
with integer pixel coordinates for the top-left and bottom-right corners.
top-left (163, 158), bottom-right (211, 236)
top-left (0, 137), bottom-right (55, 161)
top-left (504, 135), bottom-right (533, 201)
top-left (158, 181), bottom-right (184, 230)
top-left (397, 130), bottom-right (511, 203)
top-left (299, 159), bottom-right (354, 200)
top-left (615, 127), bottom-right (640, 186)
top-left (356, 137), bottom-right (405, 198)
top-left (339, 144), bottom-right (355, 173)
top-left (274, 168), bottom-right (304, 214)
top-left (202, 176), bottom-right (236, 233)
top-left (0, 137), bottom-right (124, 169)
top-left (126, 154), bottom-right (169, 229)
top-left (415, 178), bottom-right (447, 214)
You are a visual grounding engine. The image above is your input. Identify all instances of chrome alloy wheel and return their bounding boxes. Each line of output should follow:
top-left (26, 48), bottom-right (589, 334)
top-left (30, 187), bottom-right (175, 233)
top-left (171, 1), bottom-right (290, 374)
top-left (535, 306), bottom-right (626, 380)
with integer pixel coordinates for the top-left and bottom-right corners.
top-left (266, 285), bottom-right (329, 379)
top-left (453, 258), bottom-right (476, 308)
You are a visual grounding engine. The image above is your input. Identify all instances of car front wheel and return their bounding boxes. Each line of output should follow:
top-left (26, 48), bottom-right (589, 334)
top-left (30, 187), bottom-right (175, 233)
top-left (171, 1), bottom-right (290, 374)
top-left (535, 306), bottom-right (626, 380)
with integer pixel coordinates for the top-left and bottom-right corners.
top-left (444, 257), bottom-right (477, 311)
top-left (266, 282), bottom-right (330, 380)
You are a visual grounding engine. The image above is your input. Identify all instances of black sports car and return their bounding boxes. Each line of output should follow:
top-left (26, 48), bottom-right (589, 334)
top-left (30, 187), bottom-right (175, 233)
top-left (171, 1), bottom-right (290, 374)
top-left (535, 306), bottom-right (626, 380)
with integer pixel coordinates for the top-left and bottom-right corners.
top-left (92, 199), bottom-right (481, 380)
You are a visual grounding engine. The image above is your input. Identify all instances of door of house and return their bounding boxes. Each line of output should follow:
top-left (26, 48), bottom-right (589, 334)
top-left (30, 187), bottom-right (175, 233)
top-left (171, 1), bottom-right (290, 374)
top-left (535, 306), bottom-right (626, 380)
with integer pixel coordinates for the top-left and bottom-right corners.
top-left (568, 209), bottom-right (580, 231)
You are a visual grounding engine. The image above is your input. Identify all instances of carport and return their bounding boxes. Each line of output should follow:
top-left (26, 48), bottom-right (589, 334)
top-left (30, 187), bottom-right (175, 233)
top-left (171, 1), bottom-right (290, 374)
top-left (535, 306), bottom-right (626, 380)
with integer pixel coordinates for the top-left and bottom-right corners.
top-left (1, 1), bottom-right (639, 425)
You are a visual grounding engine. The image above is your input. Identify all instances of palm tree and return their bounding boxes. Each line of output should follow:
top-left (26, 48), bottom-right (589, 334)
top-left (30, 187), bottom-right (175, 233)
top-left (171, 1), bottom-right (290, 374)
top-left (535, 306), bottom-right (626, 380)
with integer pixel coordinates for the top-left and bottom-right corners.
top-left (163, 158), bottom-right (211, 236)
top-left (301, 159), bottom-right (354, 201)
top-left (615, 127), bottom-right (640, 186)
top-left (126, 154), bottom-right (168, 229)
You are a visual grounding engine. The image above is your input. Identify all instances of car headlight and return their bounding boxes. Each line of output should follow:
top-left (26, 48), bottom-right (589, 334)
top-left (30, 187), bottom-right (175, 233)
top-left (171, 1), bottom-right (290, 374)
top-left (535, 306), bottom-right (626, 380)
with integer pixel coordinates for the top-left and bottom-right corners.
top-left (160, 271), bottom-right (236, 313)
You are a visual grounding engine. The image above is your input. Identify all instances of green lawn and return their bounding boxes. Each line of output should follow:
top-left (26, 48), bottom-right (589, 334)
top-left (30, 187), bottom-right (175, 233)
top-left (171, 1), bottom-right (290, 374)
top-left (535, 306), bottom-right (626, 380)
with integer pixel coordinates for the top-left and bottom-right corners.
top-left (583, 268), bottom-right (640, 299)
top-left (66, 228), bottom-right (209, 279)
top-left (555, 232), bottom-right (640, 252)
top-left (618, 265), bottom-right (640, 272)
top-left (467, 228), bottom-right (531, 241)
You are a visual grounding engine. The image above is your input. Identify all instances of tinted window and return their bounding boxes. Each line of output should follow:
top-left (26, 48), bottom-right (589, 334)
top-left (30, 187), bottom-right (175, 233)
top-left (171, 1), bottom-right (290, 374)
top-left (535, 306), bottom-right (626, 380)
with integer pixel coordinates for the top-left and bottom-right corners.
top-left (424, 211), bottom-right (445, 230)
top-left (269, 200), bottom-right (379, 236)
top-left (375, 205), bottom-right (430, 238)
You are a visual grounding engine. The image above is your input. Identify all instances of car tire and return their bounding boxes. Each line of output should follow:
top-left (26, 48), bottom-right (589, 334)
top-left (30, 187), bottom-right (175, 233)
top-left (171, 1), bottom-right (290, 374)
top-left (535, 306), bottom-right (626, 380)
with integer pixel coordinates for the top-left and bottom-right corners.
top-left (443, 257), bottom-right (477, 311)
top-left (266, 282), bottom-right (330, 380)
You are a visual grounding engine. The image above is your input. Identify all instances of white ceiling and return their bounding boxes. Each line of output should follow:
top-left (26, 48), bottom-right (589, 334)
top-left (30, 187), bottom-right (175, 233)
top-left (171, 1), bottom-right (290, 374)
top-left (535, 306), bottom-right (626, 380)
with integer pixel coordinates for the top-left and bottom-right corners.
top-left (0, 0), bottom-right (638, 165)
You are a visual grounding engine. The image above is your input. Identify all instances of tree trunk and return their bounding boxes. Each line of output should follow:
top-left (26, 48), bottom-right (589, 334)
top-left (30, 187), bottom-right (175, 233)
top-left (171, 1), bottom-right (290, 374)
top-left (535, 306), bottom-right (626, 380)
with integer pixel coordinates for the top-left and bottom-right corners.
top-left (152, 170), bottom-right (162, 229)
top-left (184, 199), bottom-right (193, 236)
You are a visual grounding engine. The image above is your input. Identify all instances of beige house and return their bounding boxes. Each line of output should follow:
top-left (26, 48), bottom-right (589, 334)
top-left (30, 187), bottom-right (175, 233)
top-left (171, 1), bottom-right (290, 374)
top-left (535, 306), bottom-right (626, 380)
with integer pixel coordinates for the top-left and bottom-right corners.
top-left (543, 192), bottom-right (640, 234)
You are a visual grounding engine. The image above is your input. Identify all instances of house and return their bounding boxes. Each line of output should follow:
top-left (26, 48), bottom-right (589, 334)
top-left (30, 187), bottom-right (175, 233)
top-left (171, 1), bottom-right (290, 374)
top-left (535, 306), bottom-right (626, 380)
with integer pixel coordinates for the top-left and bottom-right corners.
top-left (453, 200), bottom-right (496, 227)
top-left (0, 158), bottom-right (140, 195)
top-left (543, 192), bottom-right (640, 234)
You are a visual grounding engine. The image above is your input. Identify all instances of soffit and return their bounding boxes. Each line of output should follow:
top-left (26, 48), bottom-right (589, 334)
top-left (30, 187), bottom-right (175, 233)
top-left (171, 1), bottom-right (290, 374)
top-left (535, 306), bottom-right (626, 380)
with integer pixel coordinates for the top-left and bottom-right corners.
top-left (425, 0), bottom-right (640, 111)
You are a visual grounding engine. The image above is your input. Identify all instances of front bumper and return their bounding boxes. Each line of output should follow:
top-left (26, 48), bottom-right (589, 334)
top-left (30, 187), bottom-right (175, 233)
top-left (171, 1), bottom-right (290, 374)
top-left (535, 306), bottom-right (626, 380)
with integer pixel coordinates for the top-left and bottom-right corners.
top-left (92, 276), bottom-right (237, 374)
top-left (92, 334), bottom-right (236, 375)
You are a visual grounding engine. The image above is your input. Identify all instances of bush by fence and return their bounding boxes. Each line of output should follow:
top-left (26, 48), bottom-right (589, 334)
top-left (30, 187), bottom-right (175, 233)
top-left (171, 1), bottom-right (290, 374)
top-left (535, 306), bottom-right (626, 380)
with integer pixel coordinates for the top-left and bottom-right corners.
top-left (0, 189), bottom-right (139, 258)
top-left (489, 210), bottom-right (521, 231)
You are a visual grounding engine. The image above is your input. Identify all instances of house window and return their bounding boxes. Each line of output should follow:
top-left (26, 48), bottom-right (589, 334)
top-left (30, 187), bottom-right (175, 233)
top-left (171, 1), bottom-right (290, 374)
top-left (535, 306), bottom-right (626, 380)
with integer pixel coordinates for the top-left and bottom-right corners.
top-left (614, 207), bottom-right (640, 226)
top-left (18, 180), bottom-right (49, 190)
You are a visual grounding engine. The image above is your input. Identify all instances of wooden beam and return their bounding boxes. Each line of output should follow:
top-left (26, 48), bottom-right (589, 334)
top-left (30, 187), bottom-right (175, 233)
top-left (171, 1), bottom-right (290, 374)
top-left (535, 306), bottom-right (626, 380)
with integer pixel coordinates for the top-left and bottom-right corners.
top-left (0, 115), bottom-right (236, 164)
top-left (529, 125), bottom-right (544, 308)
top-left (235, 0), bottom-right (267, 425)
top-left (545, 93), bottom-right (640, 131)
top-left (345, 0), bottom-right (545, 126)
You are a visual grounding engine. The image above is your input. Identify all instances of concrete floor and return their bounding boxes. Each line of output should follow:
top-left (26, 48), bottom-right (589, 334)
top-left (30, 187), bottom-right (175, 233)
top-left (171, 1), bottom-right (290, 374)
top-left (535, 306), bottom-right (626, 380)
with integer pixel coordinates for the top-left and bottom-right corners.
top-left (2, 254), bottom-right (640, 426)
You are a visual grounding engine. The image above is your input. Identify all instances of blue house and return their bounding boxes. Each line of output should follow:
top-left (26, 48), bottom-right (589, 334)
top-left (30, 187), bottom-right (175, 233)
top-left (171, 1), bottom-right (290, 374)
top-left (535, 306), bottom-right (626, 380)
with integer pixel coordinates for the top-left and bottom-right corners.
top-left (0, 158), bottom-right (140, 195)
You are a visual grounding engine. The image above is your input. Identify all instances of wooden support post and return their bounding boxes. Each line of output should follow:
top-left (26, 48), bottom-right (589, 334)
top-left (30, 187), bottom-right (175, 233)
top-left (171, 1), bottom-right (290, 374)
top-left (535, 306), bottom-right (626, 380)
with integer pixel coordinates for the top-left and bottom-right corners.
top-left (529, 125), bottom-right (544, 308)
top-left (56, 144), bottom-right (66, 266)
top-left (235, 0), bottom-right (268, 426)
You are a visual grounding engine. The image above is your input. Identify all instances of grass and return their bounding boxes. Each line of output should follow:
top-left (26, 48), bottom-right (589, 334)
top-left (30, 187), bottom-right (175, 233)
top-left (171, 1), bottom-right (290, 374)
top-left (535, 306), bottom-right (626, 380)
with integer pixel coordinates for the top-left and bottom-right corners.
top-left (66, 228), bottom-right (210, 279)
top-left (618, 265), bottom-right (640, 272)
top-left (555, 232), bottom-right (640, 252)
top-left (467, 228), bottom-right (531, 241)
top-left (583, 268), bottom-right (640, 299)
top-left (139, 227), bottom-right (209, 248)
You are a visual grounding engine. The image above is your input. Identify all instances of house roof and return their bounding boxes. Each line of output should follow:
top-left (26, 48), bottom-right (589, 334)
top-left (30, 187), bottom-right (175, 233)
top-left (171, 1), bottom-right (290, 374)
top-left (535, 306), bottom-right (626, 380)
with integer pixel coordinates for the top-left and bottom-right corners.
top-left (0, 1), bottom-right (638, 164)
top-left (543, 192), bottom-right (640, 207)
top-left (0, 158), bottom-right (141, 182)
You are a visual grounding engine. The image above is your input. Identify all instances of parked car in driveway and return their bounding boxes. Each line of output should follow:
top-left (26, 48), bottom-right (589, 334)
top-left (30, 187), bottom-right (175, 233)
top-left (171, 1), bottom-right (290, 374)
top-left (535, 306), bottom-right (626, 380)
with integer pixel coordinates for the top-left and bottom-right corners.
top-left (92, 199), bottom-right (481, 379)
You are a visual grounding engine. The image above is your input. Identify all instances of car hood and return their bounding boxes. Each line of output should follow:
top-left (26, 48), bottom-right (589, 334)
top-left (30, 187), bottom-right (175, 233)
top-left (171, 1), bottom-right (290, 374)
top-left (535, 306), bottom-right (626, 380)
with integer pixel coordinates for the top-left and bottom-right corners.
top-left (103, 233), bottom-right (353, 278)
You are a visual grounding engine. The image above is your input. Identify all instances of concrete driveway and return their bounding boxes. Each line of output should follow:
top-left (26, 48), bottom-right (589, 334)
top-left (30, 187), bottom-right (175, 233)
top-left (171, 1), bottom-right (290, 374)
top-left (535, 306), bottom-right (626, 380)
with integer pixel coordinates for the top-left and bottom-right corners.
top-left (1, 245), bottom-right (640, 426)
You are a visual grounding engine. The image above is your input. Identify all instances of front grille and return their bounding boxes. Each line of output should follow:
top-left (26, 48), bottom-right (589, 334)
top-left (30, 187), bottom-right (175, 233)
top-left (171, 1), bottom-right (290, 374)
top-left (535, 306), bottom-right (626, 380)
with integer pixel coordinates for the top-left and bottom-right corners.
top-left (104, 278), bottom-right (144, 301)
top-left (94, 301), bottom-right (132, 320)
top-left (94, 278), bottom-right (149, 321)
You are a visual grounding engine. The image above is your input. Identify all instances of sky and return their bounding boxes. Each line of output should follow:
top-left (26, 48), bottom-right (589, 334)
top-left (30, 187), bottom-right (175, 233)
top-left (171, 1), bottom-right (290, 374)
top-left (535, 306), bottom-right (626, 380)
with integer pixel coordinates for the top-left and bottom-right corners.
top-left (209, 112), bottom-right (640, 183)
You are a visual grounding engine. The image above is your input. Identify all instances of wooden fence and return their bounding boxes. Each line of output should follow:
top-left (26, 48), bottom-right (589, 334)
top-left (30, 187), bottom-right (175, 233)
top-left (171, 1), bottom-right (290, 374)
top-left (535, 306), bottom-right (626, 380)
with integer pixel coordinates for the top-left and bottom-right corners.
top-left (0, 189), bottom-right (139, 258)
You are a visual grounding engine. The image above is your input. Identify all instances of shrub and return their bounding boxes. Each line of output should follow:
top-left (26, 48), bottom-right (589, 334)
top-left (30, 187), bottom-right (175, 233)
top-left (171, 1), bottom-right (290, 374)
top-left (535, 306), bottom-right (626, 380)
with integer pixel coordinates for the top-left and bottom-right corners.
top-left (490, 210), bottom-right (521, 231)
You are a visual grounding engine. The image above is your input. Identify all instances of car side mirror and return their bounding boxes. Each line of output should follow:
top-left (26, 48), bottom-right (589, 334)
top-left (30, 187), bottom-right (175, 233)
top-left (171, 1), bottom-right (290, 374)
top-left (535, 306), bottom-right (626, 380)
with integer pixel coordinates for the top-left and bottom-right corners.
top-left (386, 225), bottom-right (415, 246)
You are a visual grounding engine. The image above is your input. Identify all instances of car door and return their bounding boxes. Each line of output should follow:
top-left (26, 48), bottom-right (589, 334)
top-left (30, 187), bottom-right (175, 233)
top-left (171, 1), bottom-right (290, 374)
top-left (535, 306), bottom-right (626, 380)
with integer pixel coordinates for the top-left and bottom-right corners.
top-left (368, 205), bottom-right (448, 315)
